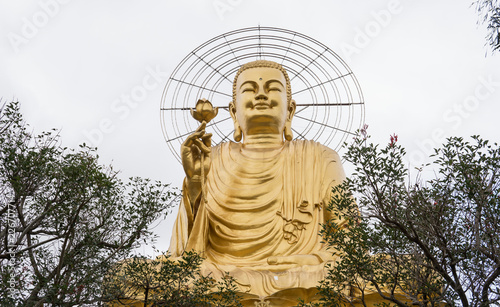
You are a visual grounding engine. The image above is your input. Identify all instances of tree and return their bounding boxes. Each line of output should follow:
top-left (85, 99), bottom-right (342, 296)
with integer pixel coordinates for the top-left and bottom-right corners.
top-left (310, 133), bottom-right (500, 306)
top-left (103, 250), bottom-right (243, 307)
top-left (0, 101), bottom-right (179, 306)
top-left (474, 0), bottom-right (500, 53)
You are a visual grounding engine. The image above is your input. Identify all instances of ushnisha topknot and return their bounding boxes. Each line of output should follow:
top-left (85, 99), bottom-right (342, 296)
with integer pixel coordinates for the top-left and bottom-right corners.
top-left (232, 60), bottom-right (292, 104)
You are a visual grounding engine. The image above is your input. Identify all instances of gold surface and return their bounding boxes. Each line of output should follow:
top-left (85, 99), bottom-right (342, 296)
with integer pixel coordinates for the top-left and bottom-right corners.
top-left (170, 60), bottom-right (347, 302)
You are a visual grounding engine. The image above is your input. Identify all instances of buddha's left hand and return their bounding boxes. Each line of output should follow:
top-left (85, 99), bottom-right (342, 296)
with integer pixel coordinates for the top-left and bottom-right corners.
top-left (267, 254), bottom-right (321, 265)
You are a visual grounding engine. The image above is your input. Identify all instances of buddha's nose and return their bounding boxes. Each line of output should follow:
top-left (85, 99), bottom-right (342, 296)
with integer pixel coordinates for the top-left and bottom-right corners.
top-left (255, 87), bottom-right (268, 100)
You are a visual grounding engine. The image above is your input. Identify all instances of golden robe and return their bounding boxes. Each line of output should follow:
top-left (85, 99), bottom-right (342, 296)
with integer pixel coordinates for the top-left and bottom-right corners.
top-left (169, 140), bottom-right (346, 299)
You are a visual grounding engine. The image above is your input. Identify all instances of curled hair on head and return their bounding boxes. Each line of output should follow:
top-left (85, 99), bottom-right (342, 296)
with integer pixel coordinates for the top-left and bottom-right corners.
top-left (232, 60), bottom-right (292, 105)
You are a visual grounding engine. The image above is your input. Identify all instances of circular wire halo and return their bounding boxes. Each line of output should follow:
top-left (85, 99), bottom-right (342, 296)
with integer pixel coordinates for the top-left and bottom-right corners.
top-left (160, 26), bottom-right (365, 163)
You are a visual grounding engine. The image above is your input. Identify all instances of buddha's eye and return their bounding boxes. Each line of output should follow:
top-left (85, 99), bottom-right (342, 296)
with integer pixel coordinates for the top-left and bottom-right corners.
top-left (241, 87), bottom-right (254, 93)
top-left (267, 82), bottom-right (283, 92)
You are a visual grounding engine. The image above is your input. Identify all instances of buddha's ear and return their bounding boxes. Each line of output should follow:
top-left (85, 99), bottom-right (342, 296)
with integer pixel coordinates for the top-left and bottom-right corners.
top-left (284, 100), bottom-right (296, 141)
top-left (229, 101), bottom-right (242, 142)
top-left (229, 101), bottom-right (237, 122)
top-left (287, 99), bottom-right (296, 121)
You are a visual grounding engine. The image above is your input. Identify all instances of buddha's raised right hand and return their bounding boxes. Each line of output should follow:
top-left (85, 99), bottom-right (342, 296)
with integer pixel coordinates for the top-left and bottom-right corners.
top-left (181, 121), bottom-right (212, 200)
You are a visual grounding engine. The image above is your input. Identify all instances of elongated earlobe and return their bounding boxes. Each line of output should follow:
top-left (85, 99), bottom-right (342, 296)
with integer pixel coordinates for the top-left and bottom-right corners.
top-left (284, 121), bottom-right (293, 141)
top-left (229, 101), bottom-right (242, 142)
top-left (284, 99), bottom-right (295, 141)
top-left (234, 124), bottom-right (242, 142)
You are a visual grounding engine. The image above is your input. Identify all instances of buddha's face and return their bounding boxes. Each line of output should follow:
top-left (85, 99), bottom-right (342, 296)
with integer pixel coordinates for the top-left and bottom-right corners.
top-left (231, 67), bottom-right (293, 138)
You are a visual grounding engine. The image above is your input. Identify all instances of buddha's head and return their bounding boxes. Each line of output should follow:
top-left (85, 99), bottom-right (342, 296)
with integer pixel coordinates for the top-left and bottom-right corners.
top-left (229, 60), bottom-right (296, 142)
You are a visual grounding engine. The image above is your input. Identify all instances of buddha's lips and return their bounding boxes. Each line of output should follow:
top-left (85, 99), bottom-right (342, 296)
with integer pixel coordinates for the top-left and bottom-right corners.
top-left (253, 102), bottom-right (271, 109)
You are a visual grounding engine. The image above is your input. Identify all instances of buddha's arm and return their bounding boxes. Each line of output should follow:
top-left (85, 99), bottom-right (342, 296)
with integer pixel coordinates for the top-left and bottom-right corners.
top-left (181, 121), bottom-right (212, 212)
top-left (309, 148), bottom-right (349, 263)
top-left (169, 125), bottom-right (212, 256)
top-left (322, 148), bottom-right (348, 225)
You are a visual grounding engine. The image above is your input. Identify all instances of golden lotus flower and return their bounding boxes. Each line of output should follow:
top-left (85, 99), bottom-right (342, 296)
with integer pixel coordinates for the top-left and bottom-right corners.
top-left (191, 98), bottom-right (218, 123)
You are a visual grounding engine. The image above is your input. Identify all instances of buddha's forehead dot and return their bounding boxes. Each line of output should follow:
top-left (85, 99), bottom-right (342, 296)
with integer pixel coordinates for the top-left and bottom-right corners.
top-left (259, 77), bottom-right (262, 80)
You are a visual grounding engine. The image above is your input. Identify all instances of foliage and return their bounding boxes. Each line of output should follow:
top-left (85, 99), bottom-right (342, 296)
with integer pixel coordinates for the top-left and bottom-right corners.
top-left (103, 250), bottom-right (243, 307)
top-left (308, 133), bottom-right (500, 307)
top-left (474, 0), bottom-right (500, 53)
top-left (0, 101), bottom-right (179, 306)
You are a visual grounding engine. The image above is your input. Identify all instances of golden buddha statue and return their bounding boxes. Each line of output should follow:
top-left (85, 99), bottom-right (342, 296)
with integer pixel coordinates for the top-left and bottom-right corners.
top-left (168, 60), bottom-right (347, 305)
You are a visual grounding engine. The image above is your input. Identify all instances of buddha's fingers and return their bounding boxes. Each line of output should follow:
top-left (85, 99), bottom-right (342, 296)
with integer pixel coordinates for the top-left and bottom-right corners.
top-left (182, 121), bottom-right (207, 147)
top-left (196, 121), bottom-right (207, 132)
top-left (191, 138), bottom-right (211, 154)
top-left (182, 131), bottom-right (205, 148)
top-left (201, 133), bottom-right (212, 148)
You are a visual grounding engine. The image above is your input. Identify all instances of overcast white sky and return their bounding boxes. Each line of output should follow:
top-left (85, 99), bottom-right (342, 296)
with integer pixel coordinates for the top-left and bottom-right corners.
top-left (1, 0), bottom-right (499, 253)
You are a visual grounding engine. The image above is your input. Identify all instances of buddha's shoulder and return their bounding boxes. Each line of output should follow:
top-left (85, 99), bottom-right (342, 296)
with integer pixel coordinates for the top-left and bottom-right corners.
top-left (288, 140), bottom-right (341, 159)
